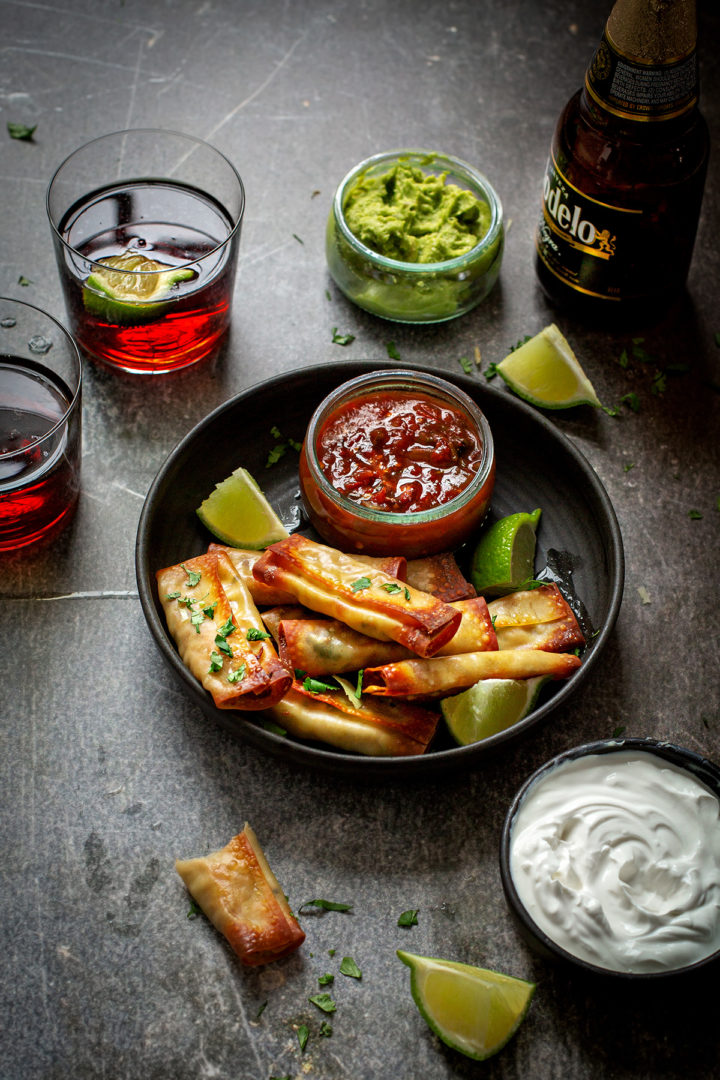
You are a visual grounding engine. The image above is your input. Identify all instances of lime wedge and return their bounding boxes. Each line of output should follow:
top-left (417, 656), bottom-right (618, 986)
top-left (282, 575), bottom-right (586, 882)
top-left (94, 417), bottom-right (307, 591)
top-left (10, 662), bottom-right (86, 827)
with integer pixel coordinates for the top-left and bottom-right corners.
top-left (496, 324), bottom-right (601, 408)
top-left (441, 676), bottom-right (550, 745)
top-left (470, 508), bottom-right (541, 596)
top-left (397, 950), bottom-right (535, 1061)
top-left (196, 467), bottom-right (290, 549)
top-left (83, 251), bottom-right (196, 326)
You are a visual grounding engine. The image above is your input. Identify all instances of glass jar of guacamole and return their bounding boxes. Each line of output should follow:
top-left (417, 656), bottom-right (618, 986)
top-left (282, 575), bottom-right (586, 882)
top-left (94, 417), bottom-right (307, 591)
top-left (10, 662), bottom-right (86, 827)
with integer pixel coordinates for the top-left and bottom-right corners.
top-left (326, 150), bottom-right (504, 324)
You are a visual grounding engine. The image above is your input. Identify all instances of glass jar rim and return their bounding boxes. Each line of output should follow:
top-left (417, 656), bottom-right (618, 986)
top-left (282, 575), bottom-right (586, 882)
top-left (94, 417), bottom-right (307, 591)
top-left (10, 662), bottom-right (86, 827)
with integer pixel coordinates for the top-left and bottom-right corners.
top-left (0, 296), bottom-right (82, 460)
top-left (332, 149), bottom-right (503, 274)
top-left (45, 127), bottom-right (245, 273)
top-left (303, 368), bottom-right (495, 526)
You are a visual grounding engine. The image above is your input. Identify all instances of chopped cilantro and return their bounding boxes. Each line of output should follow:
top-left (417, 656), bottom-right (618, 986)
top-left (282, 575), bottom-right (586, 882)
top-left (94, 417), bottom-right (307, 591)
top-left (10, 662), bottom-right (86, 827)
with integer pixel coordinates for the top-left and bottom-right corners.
top-left (202, 601), bottom-right (218, 619)
top-left (509, 334), bottom-right (532, 352)
top-left (256, 1000), bottom-right (267, 1020)
top-left (458, 356), bottom-right (472, 375)
top-left (227, 663), bottom-right (246, 683)
top-left (266, 443), bottom-right (287, 468)
top-left (351, 576), bottom-right (372, 592)
top-left (187, 898), bottom-right (202, 919)
top-left (17, 275), bottom-right (33, 286)
top-left (621, 391), bottom-right (640, 413)
top-left (303, 676), bottom-right (338, 694)
top-left (319, 1021), bottom-right (333, 1037)
top-left (165, 591), bottom-right (181, 600)
top-left (612, 725), bottom-right (626, 739)
top-left (355, 669), bottom-right (364, 698)
top-left (299, 898), bottom-right (352, 913)
top-left (190, 610), bottom-right (205, 634)
top-left (297, 1024), bottom-right (309, 1052)
top-left (180, 563), bottom-right (201, 588)
top-left (292, 233), bottom-right (304, 244)
top-left (208, 651), bottom-right (224, 673)
top-left (332, 327), bottom-right (355, 346)
top-left (397, 909), bottom-right (419, 927)
top-left (270, 425), bottom-right (283, 440)
top-left (325, 288), bottom-right (332, 301)
top-left (386, 341), bottom-right (401, 360)
top-left (215, 636), bottom-right (233, 657)
top-left (339, 956), bottom-right (362, 979)
top-left (318, 973), bottom-right (334, 986)
top-left (246, 627), bottom-right (271, 641)
top-left (217, 618), bottom-right (235, 638)
top-left (8, 122), bottom-right (36, 141)
top-left (309, 992), bottom-right (336, 1014)
top-left (688, 509), bottom-right (703, 519)
top-left (623, 462), bottom-right (635, 473)
top-left (483, 362), bottom-right (500, 380)
top-left (381, 582), bottom-right (402, 594)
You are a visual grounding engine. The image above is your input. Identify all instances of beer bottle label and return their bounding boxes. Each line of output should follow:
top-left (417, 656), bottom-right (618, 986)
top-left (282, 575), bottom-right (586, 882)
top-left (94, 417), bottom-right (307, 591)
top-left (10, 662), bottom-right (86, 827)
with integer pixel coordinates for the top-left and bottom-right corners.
top-left (586, 29), bottom-right (698, 121)
top-left (535, 153), bottom-right (644, 302)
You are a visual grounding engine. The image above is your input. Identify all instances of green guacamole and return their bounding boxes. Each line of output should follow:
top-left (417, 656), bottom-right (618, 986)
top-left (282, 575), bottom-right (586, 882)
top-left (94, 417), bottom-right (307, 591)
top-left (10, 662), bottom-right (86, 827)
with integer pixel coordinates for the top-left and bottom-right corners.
top-left (343, 162), bottom-right (491, 263)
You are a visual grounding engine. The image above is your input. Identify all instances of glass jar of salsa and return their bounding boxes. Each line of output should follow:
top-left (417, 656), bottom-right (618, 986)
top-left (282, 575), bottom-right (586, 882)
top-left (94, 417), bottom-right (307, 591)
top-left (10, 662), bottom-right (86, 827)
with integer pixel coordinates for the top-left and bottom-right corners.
top-left (299, 369), bottom-right (495, 557)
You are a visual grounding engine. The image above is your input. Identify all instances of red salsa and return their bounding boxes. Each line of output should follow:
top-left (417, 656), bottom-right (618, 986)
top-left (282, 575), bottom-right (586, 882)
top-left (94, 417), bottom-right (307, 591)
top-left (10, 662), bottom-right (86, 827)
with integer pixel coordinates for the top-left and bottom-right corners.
top-left (315, 390), bottom-right (484, 513)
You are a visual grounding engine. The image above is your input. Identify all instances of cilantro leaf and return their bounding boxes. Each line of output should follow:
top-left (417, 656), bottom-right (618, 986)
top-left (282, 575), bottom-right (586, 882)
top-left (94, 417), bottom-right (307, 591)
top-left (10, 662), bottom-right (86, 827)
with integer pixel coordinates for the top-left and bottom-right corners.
top-left (303, 676), bottom-right (338, 694)
top-left (319, 1021), bottom-right (333, 1037)
top-left (216, 618), bottom-right (235, 639)
top-left (397, 909), bottom-right (419, 927)
top-left (309, 993), bottom-right (337, 1014)
top-left (8, 122), bottom-right (36, 141)
top-left (299, 898), bottom-right (352, 913)
top-left (688, 509), bottom-right (703, 520)
top-left (318, 973), bottom-right (334, 986)
top-left (180, 563), bottom-right (201, 588)
top-left (208, 651), bottom-right (224, 673)
top-left (297, 1024), bottom-right (309, 1052)
top-left (227, 663), bottom-right (246, 684)
top-left (339, 956), bottom-right (362, 979)
top-left (332, 327), bottom-right (355, 346)
top-left (386, 341), bottom-right (401, 360)
top-left (351, 576), bottom-right (372, 592)
top-left (381, 582), bottom-right (402, 594)
top-left (215, 635), bottom-right (233, 657)
top-left (246, 627), bottom-right (270, 641)
top-left (266, 443), bottom-right (287, 468)
top-left (483, 362), bottom-right (500, 380)
top-left (458, 356), bottom-right (472, 375)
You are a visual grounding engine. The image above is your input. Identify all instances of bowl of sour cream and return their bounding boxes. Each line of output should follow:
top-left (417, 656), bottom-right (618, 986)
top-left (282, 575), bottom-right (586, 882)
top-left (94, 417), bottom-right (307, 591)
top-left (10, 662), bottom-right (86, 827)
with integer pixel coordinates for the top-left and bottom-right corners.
top-left (500, 739), bottom-right (720, 978)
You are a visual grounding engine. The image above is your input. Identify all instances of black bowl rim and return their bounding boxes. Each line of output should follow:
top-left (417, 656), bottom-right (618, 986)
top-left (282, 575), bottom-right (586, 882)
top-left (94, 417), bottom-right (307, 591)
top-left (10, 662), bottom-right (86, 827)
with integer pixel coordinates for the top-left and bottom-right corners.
top-left (499, 736), bottom-right (720, 979)
top-left (135, 359), bottom-right (625, 779)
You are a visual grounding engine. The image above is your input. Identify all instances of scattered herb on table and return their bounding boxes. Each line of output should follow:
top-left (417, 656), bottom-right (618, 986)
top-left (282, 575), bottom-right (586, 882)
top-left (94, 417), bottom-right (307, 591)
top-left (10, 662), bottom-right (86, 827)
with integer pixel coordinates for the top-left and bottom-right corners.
top-left (17, 275), bottom-right (33, 286)
top-left (187, 898), bottom-right (202, 919)
top-left (386, 341), bottom-right (401, 360)
top-left (256, 1000), bottom-right (268, 1020)
top-left (688, 509), bottom-right (703, 520)
top-left (318, 973), bottom-right (334, 986)
top-left (398, 909), bottom-right (419, 927)
top-left (319, 1021), bottom-right (333, 1037)
top-left (332, 327), bottom-right (355, 346)
top-left (299, 898), bottom-right (353, 914)
top-left (483, 361), bottom-right (500, 380)
top-left (297, 1024), bottom-right (309, 1052)
top-left (339, 956), bottom-right (362, 979)
top-left (458, 356), bottom-right (472, 375)
top-left (8, 122), bottom-right (36, 141)
top-left (309, 993), bottom-right (337, 1014)
top-left (292, 233), bottom-right (304, 244)
top-left (621, 391), bottom-right (640, 413)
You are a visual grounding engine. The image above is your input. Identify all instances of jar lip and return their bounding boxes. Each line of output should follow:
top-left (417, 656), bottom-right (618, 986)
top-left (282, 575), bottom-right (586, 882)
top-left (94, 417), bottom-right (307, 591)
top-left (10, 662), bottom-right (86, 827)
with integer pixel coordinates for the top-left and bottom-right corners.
top-left (332, 149), bottom-right (504, 273)
top-left (303, 368), bottom-right (495, 525)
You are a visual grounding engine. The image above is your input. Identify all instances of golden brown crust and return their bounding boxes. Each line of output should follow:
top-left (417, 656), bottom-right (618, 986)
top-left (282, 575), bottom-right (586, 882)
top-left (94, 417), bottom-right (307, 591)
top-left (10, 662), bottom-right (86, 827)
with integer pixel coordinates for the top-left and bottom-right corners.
top-left (175, 825), bottom-right (305, 967)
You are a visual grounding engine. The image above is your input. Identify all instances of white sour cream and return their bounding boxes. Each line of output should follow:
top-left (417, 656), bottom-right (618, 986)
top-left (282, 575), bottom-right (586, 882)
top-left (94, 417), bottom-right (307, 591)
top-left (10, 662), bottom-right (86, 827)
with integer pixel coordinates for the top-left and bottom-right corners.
top-left (509, 750), bottom-right (720, 973)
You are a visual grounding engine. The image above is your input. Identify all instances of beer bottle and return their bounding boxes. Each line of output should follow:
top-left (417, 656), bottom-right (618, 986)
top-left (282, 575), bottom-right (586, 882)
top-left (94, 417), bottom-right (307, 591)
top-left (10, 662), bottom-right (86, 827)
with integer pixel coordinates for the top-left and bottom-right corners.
top-left (535, 0), bottom-right (709, 319)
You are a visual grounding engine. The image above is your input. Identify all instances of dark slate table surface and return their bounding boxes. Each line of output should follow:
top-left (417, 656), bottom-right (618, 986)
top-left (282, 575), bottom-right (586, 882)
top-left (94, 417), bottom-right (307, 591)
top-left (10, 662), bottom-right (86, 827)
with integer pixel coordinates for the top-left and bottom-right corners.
top-left (2, 2), bottom-right (719, 1078)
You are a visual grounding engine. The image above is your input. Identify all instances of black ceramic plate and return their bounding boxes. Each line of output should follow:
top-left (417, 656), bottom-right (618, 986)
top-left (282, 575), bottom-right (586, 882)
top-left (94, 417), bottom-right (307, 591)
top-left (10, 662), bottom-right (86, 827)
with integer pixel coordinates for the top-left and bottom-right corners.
top-left (136, 360), bottom-right (624, 777)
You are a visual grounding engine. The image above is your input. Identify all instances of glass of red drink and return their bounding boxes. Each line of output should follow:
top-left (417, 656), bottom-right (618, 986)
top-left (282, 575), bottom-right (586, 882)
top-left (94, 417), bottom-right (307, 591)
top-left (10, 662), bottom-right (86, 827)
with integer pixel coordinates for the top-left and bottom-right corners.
top-left (0, 297), bottom-right (82, 551)
top-left (46, 129), bottom-right (244, 375)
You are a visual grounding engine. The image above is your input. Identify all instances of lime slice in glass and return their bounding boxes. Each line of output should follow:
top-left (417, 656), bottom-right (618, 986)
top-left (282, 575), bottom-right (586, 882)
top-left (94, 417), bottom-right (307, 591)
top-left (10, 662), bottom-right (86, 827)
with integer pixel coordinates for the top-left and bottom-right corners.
top-left (470, 508), bottom-right (541, 595)
top-left (496, 324), bottom-right (601, 408)
top-left (441, 676), bottom-right (551, 745)
top-left (196, 467), bottom-right (290, 549)
top-left (83, 252), bottom-right (196, 325)
top-left (397, 950), bottom-right (535, 1061)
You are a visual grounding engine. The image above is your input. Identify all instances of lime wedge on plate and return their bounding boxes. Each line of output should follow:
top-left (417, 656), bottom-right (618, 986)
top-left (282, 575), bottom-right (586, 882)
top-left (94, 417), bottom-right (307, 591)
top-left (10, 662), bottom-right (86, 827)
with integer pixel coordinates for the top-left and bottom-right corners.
top-left (470, 508), bottom-right (541, 595)
top-left (441, 676), bottom-right (550, 745)
top-left (83, 251), bottom-right (196, 325)
top-left (197, 467), bottom-right (289, 549)
top-left (496, 324), bottom-right (601, 408)
top-left (397, 950), bottom-right (535, 1061)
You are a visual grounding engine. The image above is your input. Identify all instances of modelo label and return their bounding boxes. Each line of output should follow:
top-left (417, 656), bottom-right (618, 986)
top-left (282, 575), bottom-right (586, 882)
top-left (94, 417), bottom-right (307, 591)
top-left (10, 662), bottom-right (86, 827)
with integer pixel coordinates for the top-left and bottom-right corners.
top-left (586, 30), bottom-right (697, 121)
top-left (536, 154), bottom-right (644, 301)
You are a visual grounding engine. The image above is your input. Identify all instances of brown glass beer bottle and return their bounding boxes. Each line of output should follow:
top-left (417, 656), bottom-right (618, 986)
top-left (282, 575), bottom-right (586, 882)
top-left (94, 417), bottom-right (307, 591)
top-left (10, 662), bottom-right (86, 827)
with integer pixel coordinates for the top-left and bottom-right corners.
top-left (535, 0), bottom-right (709, 319)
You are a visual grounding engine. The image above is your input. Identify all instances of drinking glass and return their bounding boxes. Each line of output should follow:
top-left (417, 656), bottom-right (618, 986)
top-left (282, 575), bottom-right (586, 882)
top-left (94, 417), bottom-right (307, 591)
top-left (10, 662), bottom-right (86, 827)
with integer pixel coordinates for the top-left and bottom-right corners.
top-left (47, 129), bottom-right (244, 374)
top-left (0, 297), bottom-right (82, 551)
